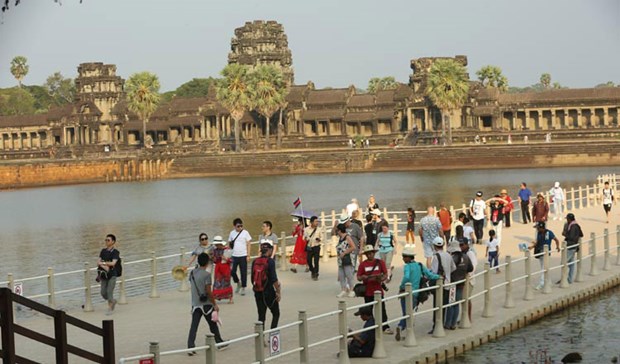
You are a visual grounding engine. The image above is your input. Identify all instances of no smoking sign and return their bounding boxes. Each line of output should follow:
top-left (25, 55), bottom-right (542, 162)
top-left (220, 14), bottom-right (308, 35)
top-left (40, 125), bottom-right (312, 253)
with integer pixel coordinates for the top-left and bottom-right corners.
top-left (13, 282), bottom-right (23, 296)
top-left (269, 330), bottom-right (281, 356)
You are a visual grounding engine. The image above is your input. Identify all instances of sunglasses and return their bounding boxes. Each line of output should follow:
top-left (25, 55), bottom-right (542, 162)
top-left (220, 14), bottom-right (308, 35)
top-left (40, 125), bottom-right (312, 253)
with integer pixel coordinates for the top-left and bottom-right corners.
top-left (105, 239), bottom-right (112, 242)
top-left (200, 237), bottom-right (208, 241)
top-left (236, 224), bottom-right (243, 228)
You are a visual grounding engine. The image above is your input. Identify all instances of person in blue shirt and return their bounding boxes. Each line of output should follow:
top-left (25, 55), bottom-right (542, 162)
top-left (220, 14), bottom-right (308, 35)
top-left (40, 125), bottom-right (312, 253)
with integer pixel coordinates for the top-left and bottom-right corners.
top-left (529, 222), bottom-right (560, 290)
top-left (518, 182), bottom-right (533, 224)
top-left (347, 306), bottom-right (375, 357)
top-left (395, 244), bottom-right (440, 341)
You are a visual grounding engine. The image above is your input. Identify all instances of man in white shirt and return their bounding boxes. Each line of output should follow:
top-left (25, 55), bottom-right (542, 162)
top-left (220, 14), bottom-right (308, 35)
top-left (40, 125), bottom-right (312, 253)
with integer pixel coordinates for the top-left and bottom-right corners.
top-left (602, 181), bottom-right (615, 223)
top-left (469, 191), bottom-right (487, 242)
top-left (228, 218), bottom-right (252, 296)
top-left (346, 198), bottom-right (360, 217)
top-left (549, 182), bottom-right (565, 220)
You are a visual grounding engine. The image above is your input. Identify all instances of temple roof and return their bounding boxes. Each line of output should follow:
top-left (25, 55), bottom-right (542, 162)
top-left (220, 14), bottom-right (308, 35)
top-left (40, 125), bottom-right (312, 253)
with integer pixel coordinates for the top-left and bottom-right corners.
top-left (344, 112), bottom-right (375, 122)
top-left (0, 114), bottom-right (49, 128)
top-left (375, 90), bottom-right (396, 105)
top-left (286, 85), bottom-right (310, 104)
top-left (347, 94), bottom-right (375, 108)
top-left (499, 88), bottom-right (620, 105)
top-left (302, 108), bottom-right (345, 121)
top-left (169, 97), bottom-right (209, 113)
top-left (306, 88), bottom-right (349, 106)
top-left (376, 109), bottom-right (395, 120)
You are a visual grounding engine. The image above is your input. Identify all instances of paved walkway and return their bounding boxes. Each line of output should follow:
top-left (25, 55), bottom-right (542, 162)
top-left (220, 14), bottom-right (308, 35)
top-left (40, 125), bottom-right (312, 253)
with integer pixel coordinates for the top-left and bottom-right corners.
top-left (11, 203), bottom-right (620, 364)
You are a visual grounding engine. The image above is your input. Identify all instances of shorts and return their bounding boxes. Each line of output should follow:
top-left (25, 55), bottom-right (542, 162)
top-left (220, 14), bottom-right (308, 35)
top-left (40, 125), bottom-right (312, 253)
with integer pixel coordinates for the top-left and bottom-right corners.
top-left (603, 204), bottom-right (612, 213)
top-left (423, 242), bottom-right (434, 258)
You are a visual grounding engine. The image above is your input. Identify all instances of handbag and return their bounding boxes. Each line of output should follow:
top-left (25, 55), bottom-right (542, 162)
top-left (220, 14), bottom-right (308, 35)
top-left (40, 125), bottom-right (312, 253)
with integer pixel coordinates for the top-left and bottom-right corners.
top-left (341, 253), bottom-right (352, 266)
top-left (352, 259), bottom-right (381, 297)
top-left (229, 230), bottom-right (242, 250)
top-left (190, 271), bottom-right (209, 302)
top-left (305, 227), bottom-right (318, 252)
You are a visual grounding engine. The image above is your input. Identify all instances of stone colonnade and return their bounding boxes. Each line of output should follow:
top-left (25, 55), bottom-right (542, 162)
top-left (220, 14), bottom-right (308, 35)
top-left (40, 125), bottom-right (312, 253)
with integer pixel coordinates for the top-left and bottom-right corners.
top-left (0, 130), bottom-right (51, 151)
top-left (499, 106), bottom-right (619, 130)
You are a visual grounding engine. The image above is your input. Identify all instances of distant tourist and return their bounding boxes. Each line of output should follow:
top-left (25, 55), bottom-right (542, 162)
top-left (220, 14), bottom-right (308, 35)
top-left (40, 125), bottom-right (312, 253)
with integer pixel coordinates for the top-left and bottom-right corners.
top-left (304, 216), bottom-right (323, 281)
top-left (97, 234), bottom-right (120, 315)
top-left (485, 230), bottom-right (500, 273)
top-left (523, 135), bottom-right (529, 143)
top-left (364, 214), bottom-right (378, 248)
top-left (452, 212), bottom-right (476, 244)
top-left (258, 220), bottom-right (278, 259)
top-left (351, 210), bottom-right (363, 229)
top-left (545, 133), bottom-right (552, 143)
top-left (366, 195), bottom-right (379, 214)
top-left (187, 233), bottom-right (212, 269)
top-left (507, 134), bottom-right (512, 144)
top-left (335, 223), bottom-right (356, 298)
top-left (518, 182), bottom-right (533, 224)
top-left (437, 203), bottom-right (452, 243)
top-left (406, 207), bottom-right (416, 246)
top-left (228, 218), bottom-right (252, 296)
top-left (357, 245), bottom-right (392, 334)
top-left (346, 198), bottom-right (360, 217)
top-left (348, 139), bottom-right (354, 148)
top-left (186, 253), bottom-right (225, 356)
top-left (376, 224), bottom-right (395, 283)
top-left (482, 136), bottom-right (487, 144)
top-left (419, 206), bottom-right (444, 268)
top-left (252, 239), bottom-right (281, 332)
top-left (487, 195), bottom-right (507, 241)
top-left (459, 230), bottom-right (478, 323)
top-left (549, 182), bottom-right (565, 220)
top-left (445, 235), bottom-right (473, 330)
top-left (429, 237), bottom-right (456, 334)
top-left (602, 181), bottom-right (615, 223)
top-left (347, 306), bottom-right (375, 357)
top-left (289, 217), bottom-right (308, 273)
top-left (562, 213), bottom-right (583, 284)
top-left (335, 213), bottom-right (364, 266)
top-left (469, 191), bottom-right (487, 243)
top-left (529, 222), bottom-right (560, 290)
top-left (500, 189), bottom-right (513, 228)
top-left (210, 237), bottom-right (233, 303)
top-left (474, 135), bottom-right (480, 145)
top-left (532, 193), bottom-right (550, 225)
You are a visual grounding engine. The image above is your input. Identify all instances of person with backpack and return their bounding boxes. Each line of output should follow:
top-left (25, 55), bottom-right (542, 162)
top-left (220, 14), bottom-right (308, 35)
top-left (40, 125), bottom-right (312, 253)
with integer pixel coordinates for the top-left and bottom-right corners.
top-left (529, 222), bottom-right (560, 290)
top-left (562, 213), bottom-right (583, 284)
top-left (444, 237), bottom-right (473, 330)
top-left (252, 239), bottom-right (281, 331)
top-left (376, 223), bottom-right (395, 283)
top-left (395, 244), bottom-right (439, 341)
top-left (458, 228), bottom-right (478, 323)
top-left (429, 236), bottom-right (456, 334)
top-left (97, 234), bottom-right (121, 315)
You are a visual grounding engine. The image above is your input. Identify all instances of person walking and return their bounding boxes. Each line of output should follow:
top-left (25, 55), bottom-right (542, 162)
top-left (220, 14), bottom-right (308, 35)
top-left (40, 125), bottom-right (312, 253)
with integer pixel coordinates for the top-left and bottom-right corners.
top-left (406, 207), bottom-right (416, 245)
top-left (210, 236), bottom-right (234, 303)
top-left (532, 193), bottom-right (550, 225)
top-left (429, 237), bottom-right (456, 334)
top-left (289, 217), bottom-right (308, 273)
top-left (364, 214), bottom-right (378, 248)
top-left (458, 228), bottom-right (477, 323)
top-left (228, 218), bottom-right (252, 296)
top-left (487, 195), bottom-right (508, 241)
top-left (366, 195), bottom-right (379, 214)
top-left (357, 244), bottom-right (392, 334)
top-left (252, 239), bottom-right (281, 331)
top-left (258, 221), bottom-right (279, 259)
top-left (335, 223), bottom-right (357, 297)
top-left (376, 224), bottom-right (395, 283)
top-left (437, 203), bottom-right (452, 243)
top-left (485, 230), bottom-right (500, 273)
top-left (186, 253), bottom-right (225, 355)
top-left (562, 213), bottom-right (583, 284)
top-left (445, 237), bottom-right (473, 330)
top-left (419, 206), bottom-right (444, 268)
top-left (529, 222), bottom-right (560, 290)
top-left (97, 234), bottom-right (120, 315)
top-left (304, 216), bottom-right (323, 280)
top-left (500, 189), bottom-right (513, 228)
top-left (518, 182), bottom-right (533, 224)
top-left (187, 233), bottom-right (212, 269)
top-left (469, 191), bottom-right (487, 242)
top-left (602, 181), bottom-right (615, 223)
top-left (549, 182), bottom-right (565, 220)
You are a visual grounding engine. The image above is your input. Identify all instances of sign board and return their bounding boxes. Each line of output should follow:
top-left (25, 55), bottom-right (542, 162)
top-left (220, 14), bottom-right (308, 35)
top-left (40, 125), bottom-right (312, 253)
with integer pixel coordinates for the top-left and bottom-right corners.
top-left (269, 330), bottom-right (281, 356)
top-left (13, 282), bottom-right (23, 296)
top-left (138, 359), bottom-right (154, 364)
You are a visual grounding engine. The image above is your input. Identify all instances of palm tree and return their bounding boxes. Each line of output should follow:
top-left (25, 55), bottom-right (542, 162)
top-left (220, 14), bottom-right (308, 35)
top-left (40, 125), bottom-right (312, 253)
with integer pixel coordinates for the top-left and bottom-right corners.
top-left (476, 65), bottom-right (508, 91)
top-left (426, 59), bottom-right (470, 145)
top-left (10, 56), bottom-right (29, 88)
top-left (249, 65), bottom-right (287, 150)
top-left (367, 76), bottom-right (398, 93)
top-left (216, 64), bottom-right (253, 152)
top-left (540, 73), bottom-right (551, 89)
top-left (125, 72), bottom-right (161, 148)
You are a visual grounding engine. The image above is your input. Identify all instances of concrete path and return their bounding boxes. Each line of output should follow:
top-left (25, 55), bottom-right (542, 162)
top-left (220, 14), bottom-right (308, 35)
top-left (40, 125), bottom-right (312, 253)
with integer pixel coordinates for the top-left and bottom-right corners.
top-left (10, 203), bottom-right (620, 364)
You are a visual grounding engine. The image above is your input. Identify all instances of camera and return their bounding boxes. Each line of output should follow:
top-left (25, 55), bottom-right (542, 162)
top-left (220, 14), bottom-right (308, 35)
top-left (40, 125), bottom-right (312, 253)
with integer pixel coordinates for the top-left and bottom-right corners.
top-left (199, 294), bottom-right (209, 302)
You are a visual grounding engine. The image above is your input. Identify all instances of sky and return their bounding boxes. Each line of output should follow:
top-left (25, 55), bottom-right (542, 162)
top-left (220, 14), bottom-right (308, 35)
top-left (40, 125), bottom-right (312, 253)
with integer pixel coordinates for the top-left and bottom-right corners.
top-left (0, 0), bottom-right (618, 92)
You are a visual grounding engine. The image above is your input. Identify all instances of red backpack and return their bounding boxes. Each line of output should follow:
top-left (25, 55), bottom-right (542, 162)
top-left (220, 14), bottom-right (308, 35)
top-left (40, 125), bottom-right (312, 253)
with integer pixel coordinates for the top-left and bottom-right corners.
top-left (252, 257), bottom-right (269, 292)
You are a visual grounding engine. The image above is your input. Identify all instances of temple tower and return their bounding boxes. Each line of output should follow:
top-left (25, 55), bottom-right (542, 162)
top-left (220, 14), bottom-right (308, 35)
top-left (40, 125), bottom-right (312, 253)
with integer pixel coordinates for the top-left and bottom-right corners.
top-left (74, 63), bottom-right (124, 121)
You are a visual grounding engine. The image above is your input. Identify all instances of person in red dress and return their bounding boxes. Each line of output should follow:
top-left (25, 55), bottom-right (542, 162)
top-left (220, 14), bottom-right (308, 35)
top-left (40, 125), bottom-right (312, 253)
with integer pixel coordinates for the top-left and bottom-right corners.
top-left (290, 217), bottom-right (308, 273)
top-left (211, 236), bottom-right (234, 303)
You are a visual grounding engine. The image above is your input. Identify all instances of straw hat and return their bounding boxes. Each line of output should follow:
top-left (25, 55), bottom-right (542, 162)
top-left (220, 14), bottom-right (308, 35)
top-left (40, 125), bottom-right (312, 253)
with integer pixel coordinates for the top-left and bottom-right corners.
top-left (371, 209), bottom-right (382, 216)
top-left (171, 265), bottom-right (187, 281)
top-left (339, 213), bottom-right (351, 224)
top-left (402, 244), bottom-right (415, 257)
top-left (212, 235), bottom-right (225, 245)
top-left (361, 245), bottom-right (378, 254)
top-left (500, 189), bottom-right (508, 194)
top-left (260, 238), bottom-right (273, 247)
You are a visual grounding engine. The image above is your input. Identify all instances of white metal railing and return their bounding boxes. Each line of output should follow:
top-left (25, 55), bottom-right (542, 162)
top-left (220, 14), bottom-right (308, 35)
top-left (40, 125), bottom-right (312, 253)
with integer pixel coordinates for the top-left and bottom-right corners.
top-left (119, 224), bottom-right (620, 364)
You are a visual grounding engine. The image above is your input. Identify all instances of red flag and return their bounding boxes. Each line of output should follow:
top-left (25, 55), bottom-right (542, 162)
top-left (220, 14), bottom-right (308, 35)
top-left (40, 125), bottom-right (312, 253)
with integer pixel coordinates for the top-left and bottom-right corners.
top-left (293, 197), bottom-right (301, 208)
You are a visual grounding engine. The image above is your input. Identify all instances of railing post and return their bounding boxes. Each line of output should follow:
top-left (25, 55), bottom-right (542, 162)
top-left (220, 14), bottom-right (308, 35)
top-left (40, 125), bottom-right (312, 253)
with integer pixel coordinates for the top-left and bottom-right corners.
top-left (504, 256), bottom-right (515, 308)
top-left (337, 300), bottom-right (350, 364)
top-left (47, 267), bottom-right (56, 309)
top-left (460, 274), bottom-right (472, 328)
top-left (586, 185), bottom-right (591, 208)
top-left (575, 238), bottom-right (584, 283)
top-left (603, 228), bottom-right (611, 271)
top-left (616, 225), bottom-right (620, 266)
top-left (432, 278), bottom-right (446, 337)
top-left (559, 242), bottom-right (569, 288)
top-left (562, 188), bottom-right (568, 213)
top-left (8, 273), bottom-right (17, 321)
top-left (54, 310), bottom-right (69, 364)
top-left (254, 321), bottom-right (266, 364)
top-left (0, 287), bottom-right (16, 363)
top-left (205, 333), bottom-right (216, 364)
top-left (279, 232), bottom-right (287, 272)
top-left (578, 186), bottom-right (583, 209)
top-left (482, 263), bottom-right (494, 317)
top-left (392, 214), bottom-right (399, 247)
top-left (179, 247), bottom-right (189, 292)
top-left (372, 290), bottom-right (387, 358)
top-left (542, 245), bottom-right (551, 294)
top-left (149, 341), bottom-right (160, 364)
top-left (524, 250), bottom-right (534, 300)
top-left (298, 310), bottom-right (309, 363)
top-left (403, 283), bottom-right (417, 347)
top-left (118, 273), bottom-right (127, 305)
top-left (149, 251), bottom-right (159, 298)
top-left (589, 232), bottom-right (598, 276)
top-left (322, 229), bottom-right (329, 263)
top-left (83, 263), bottom-right (93, 312)
top-left (569, 187), bottom-right (575, 210)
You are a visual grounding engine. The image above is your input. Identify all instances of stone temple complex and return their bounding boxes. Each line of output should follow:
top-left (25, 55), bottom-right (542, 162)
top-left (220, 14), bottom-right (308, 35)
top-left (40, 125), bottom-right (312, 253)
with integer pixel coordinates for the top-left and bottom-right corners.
top-left (0, 20), bottom-right (619, 152)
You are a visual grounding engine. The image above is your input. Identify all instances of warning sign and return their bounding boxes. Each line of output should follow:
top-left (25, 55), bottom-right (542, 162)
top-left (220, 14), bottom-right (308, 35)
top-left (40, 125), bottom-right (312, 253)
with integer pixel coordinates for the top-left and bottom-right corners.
top-left (269, 330), bottom-right (281, 356)
top-left (138, 358), bottom-right (153, 364)
top-left (13, 282), bottom-right (23, 296)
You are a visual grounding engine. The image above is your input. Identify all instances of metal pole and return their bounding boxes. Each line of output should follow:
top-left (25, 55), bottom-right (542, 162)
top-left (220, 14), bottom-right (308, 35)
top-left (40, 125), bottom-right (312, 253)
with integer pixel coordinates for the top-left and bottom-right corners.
top-left (524, 250), bottom-right (534, 301)
top-left (83, 263), bottom-right (93, 312)
top-left (559, 241), bottom-right (569, 288)
top-left (542, 245), bottom-right (551, 294)
top-left (569, 187), bottom-right (575, 211)
top-left (254, 322), bottom-right (265, 364)
top-left (586, 185), bottom-right (591, 208)
top-left (562, 188), bottom-right (568, 213)
top-left (460, 274), bottom-right (472, 328)
top-left (337, 300), bottom-right (350, 364)
top-left (150, 251), bottom-right (159, 298)
top-left (118, 273), bottom-right (127, 305)
top-left (504, 256), bottom-right (514, 308)
top-left (575, 238), bottom-right (584, 283)
top-left (179, 247), bottom-right (189, 292)
top-left (482, 263), bottom-right (494, 317)
top-left (47, 267), bottom-right (56, 309)
top-left (298, 310), bottom-right (309, 364)
top-left (322, 229), bottom-right (329, 263)
top-left (603, 228), bottom-right (611, 271)
top-left (372, 290), bottom-right (387, 358)
top-left (279, 232), bottom-right (287, 272)
top-left (589, 232), bottom-right (598, 276)
top-left (578, 186), bottom-right (583, 209)
top-left (149, 342), bottom-right (160, 364)
top-left (403, 283), bottom-right (416, 347)
top-left (432, 278), bottom-right (446, 337)
top-left (205, 333), bottom-right (216, 364)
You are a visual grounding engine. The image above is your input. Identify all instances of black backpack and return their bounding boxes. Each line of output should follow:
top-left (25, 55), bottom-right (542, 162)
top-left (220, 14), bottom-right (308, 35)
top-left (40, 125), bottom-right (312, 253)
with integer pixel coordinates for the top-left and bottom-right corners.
top-left (116, 256), bottom-right (123, 277)
top-left (416, 263), bottom-right (431, 305)
top-left (450, 252), bottom-right (471, 283)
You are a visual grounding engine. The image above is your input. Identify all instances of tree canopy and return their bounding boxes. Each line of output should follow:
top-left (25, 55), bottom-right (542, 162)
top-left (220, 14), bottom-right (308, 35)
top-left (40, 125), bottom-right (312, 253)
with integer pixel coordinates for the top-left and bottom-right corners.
top-left (540, 73), bottom-right (551, 89)
top-left (126, 72), bottom-right (161, 147)
top-left (10, 56), bottom-right (29, 88)
top-left (367, 77), bottom-right (398, 93)
top-left (249, 64), bottom-right (287, 149)
top-left (44, 71), bottom-right (75, 105)
top-left (0, 87), bottom-right (36, 116)
top-left (475, 65), bottom-right (508, 91)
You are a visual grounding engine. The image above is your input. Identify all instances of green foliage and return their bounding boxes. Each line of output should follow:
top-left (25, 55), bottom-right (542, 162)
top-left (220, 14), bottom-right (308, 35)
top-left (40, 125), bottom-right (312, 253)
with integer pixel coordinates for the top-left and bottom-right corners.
top-left (24, 85), bottom-right (56, 113)
top-left (476, 65), bottom-right (508, 91)
top-left (248, 64), bottom-right (288, 150)
top-left (367, 76), bottom-right (398, 93)
top-left (44, 72), bottom-right (75, 105)
top-left (540, 73), bottom-right (551, 89)
top-left (160, 91), bottom-right (176, 103)
top-left (10, 55), bottom-right (29, 88)
top-left (216, 64), bottom-right (253, 152)
top-left (126, 72), bottom-right (161, 147)
top-left (174, 77), bottom-right (217, 98)
top-left (595, 81), bottom-right (615, 88)
top-left (0, 87), bottom-right (36, 115)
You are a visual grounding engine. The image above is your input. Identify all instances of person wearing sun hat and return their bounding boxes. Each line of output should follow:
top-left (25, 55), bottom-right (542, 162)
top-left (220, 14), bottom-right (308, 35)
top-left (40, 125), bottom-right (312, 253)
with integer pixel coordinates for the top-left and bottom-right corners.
top-left (347, 306), bottom-right (375, 357)
top-left (499, 189), bottom-right (513, 228)
top-left (334, 212), bottom-right (364, 266)
top-left (357, 244), bottom-right (392, 334)
top-left (429, 236), bottom-right (456, 334)
top-left (211, 236), bottom-right (233, 303)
